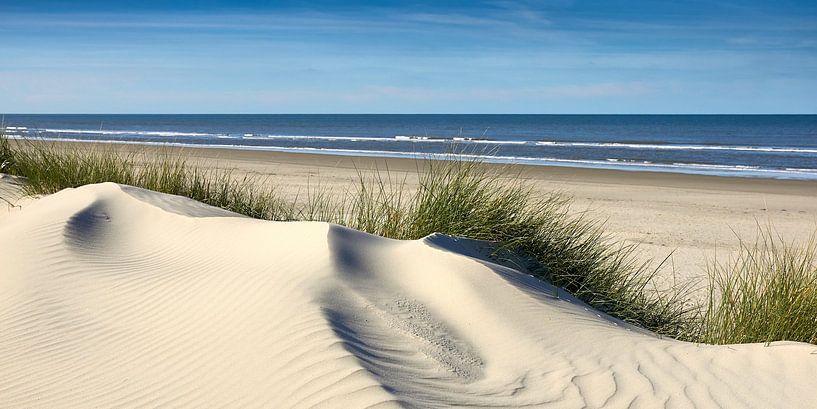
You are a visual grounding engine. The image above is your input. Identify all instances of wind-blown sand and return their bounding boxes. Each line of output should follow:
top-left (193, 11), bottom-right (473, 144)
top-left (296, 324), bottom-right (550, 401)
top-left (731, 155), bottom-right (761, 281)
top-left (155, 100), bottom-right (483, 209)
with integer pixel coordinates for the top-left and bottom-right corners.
top-left (2, 177), bottom-right (817, 408)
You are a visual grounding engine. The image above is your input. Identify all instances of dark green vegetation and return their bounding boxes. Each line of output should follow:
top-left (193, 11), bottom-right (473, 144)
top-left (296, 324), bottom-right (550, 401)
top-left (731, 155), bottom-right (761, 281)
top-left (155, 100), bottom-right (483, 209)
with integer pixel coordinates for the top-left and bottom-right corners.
top-left (2, 133), bottom-right (816, 345)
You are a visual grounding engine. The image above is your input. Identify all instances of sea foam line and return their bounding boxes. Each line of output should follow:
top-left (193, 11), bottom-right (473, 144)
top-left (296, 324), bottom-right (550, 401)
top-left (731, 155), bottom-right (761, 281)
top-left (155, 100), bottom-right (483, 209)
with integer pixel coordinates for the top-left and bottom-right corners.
top-left (10, 135), bottom-right (817, 181)
top-left (37, 128), bottom-right (217, 138)
top-left (536, 141), bottom-right (817, 154)
top-left (14, 127), bottom-right (817, 154)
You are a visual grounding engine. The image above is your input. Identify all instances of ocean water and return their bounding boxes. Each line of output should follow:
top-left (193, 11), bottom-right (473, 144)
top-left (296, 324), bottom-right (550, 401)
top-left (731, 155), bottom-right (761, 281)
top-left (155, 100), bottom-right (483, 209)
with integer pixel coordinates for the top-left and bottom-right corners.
top-left (2, 114), bottom-right (817, 180)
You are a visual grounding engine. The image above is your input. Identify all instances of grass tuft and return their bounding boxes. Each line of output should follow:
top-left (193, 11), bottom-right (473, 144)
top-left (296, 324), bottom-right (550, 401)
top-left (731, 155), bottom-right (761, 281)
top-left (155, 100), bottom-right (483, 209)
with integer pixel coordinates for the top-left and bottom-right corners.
top-left (335, 158), bottom-right (696, 337)
top-left (2, 137), bottom-right (294, 220)
top-left (699, 229), bottom-right (817, 345)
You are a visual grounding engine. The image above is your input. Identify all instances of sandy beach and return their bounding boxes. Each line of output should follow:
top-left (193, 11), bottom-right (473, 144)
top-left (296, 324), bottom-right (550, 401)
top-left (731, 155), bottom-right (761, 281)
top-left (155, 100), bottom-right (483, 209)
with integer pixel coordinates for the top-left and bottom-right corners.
top-left (3, 142), bottom-right (817, 407)
top-left (2, 172), bottom-right (817, 407)
top-left (33, 141), bottom-right (817, 290)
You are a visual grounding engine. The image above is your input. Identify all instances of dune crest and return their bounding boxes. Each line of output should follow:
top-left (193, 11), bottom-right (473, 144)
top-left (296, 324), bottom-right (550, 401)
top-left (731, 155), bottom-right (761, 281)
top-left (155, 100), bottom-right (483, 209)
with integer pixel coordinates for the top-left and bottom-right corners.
top-left (1, 182), bottom-right (816, 408)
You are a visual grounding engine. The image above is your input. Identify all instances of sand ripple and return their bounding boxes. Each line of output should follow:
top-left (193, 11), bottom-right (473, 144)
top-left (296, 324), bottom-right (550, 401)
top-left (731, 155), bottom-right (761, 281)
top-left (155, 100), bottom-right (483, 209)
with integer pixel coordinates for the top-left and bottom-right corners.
top-left (1, 182), bottom-right (816, 408)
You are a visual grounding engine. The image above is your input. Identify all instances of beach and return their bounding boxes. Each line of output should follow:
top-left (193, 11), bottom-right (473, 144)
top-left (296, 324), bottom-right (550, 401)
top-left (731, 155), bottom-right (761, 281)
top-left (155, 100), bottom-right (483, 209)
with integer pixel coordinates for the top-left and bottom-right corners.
top-left (33, 140), bottom-right (817, 291)
top-left (3, 154), bottom-right (817, 407)
top-left (3, 138), bottom-right (817, 407)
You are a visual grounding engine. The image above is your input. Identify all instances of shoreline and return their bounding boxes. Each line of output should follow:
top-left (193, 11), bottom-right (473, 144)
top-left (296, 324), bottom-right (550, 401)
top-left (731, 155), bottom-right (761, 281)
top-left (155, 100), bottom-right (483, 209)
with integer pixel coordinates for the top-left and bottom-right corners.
top-left (7, 135), bottom-right (817, 182)
top-left (13, 137), bottom-right (817, 193)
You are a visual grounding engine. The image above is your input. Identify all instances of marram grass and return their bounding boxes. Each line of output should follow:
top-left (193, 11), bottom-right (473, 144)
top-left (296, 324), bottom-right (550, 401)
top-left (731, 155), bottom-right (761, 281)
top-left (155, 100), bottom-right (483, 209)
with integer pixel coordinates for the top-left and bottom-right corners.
top-left (1, 137), bottom-right (295, 220)
top-left (337, 159), bottom-right (696, 338)
top-left (699, 230), bottom-right (817, 345)
top-left (3, 133), bottom-right (817, 345)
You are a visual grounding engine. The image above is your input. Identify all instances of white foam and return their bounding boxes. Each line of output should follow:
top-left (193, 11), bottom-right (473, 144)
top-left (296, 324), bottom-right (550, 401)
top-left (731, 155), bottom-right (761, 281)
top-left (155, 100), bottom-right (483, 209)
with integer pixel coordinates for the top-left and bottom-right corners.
top-left (10, 135), bottom-right (817, 180)
top-left (535, 140), bottom-right (817, 154)
top-left (15, 127), bottom-right (817, 155)
top-left (30, 128), bottom-right (817, 156)
top-left (263, 134), bottom-right (387, 142)
top-left (39, 128), bottom-right (215, 138)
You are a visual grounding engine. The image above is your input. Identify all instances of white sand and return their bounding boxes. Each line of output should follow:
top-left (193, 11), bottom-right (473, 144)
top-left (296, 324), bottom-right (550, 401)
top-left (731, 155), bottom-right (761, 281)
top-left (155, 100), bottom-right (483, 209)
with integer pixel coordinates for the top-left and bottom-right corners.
top-left (2, 179), bottom-right (817, 408)
top-left (13, 141), bottom-right (817, 294)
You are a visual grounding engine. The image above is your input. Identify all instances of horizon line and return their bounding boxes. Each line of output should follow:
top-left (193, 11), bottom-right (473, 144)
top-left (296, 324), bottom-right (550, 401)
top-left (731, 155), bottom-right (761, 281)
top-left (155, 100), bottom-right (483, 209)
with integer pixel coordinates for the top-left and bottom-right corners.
top-left (3, 112), bottom-right (817, 116)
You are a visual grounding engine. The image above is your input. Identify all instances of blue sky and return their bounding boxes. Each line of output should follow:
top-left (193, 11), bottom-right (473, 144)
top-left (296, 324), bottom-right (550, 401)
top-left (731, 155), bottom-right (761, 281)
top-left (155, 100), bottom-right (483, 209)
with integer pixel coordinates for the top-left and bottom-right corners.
top-left (1, 1), bottom-right (815, 113)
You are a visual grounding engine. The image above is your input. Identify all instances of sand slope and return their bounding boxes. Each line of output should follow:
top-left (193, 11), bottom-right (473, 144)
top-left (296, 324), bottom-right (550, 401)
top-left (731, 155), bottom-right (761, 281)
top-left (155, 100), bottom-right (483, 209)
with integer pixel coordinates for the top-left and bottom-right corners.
top-left (1, 182), bottom-right (817, 408)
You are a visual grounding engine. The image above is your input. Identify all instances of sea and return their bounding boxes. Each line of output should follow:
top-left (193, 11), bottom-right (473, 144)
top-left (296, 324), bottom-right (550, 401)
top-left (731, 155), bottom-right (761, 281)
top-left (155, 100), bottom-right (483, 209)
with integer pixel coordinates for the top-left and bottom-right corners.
top-left (2, 114), bottom-right (816, 180)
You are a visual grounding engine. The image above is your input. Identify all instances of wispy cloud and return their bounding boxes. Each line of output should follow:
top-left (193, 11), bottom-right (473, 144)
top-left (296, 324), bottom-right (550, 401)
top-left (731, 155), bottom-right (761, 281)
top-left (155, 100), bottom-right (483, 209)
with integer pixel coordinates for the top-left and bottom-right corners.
top-left (356, 82), bottom-right (656, 101)
top-left (0, 1), bottom-right (815, 113)
top-left (539, 82), bottom-right (656, 98)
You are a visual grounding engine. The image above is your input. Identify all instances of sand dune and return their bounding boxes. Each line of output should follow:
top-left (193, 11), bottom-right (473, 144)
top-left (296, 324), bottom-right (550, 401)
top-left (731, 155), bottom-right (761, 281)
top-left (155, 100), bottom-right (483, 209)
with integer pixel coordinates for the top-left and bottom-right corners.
top-left (2, 181), bottom-right (817, 408)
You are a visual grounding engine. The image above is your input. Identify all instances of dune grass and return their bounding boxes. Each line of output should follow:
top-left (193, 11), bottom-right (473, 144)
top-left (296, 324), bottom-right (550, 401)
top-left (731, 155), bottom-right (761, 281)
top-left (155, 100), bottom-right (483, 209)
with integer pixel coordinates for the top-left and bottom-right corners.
top-left (0, 131), bottom-right (12, 174)
top-left (338, 159), bottom-right (695, 338)
top-left (4, 133), bottom-right (817, 345)
top-left (699, 230), bottom-right (817, 345)
top-left (2, 137), bottom-right (296, 220)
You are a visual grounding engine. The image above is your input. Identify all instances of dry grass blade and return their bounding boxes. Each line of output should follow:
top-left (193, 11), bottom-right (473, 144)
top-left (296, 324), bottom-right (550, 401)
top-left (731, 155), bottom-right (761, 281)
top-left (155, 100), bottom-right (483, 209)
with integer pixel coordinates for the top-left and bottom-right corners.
top-left (700, 228), bottom-right (817, 345)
